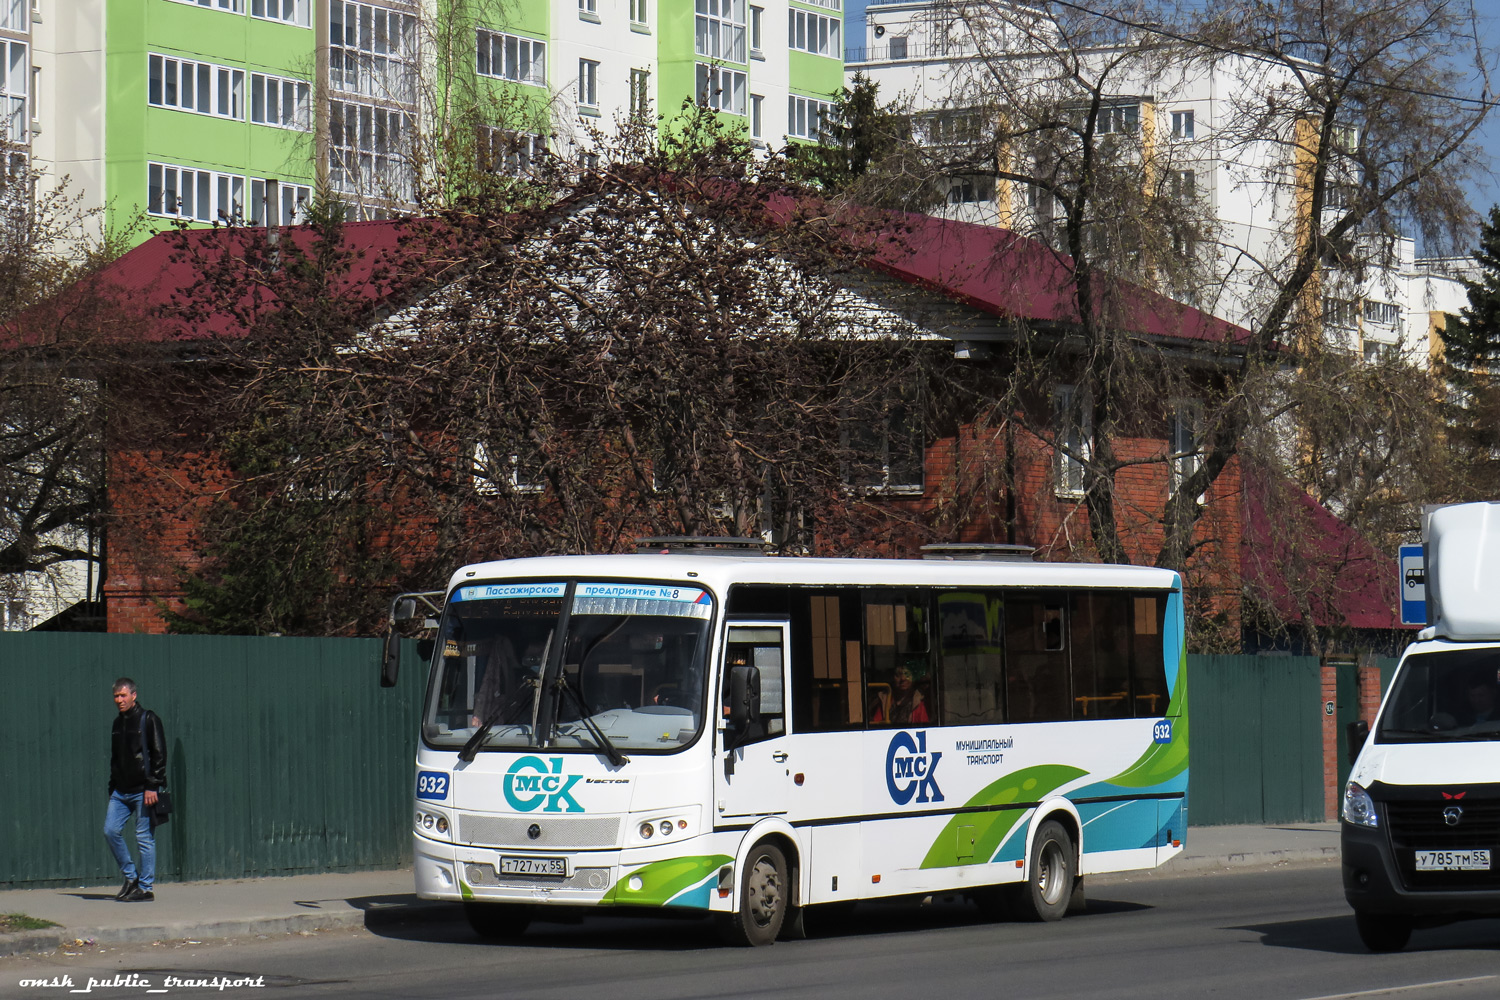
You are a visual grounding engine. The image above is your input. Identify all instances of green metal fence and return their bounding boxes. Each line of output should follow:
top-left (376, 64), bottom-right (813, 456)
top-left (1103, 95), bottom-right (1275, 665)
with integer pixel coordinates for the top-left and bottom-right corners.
top-left (2, 636), bottom-right (1336, 886)
top-left (0, 633), bottom-right (427, 889)
top-left (1187, 655), bottom-right (1326, 827)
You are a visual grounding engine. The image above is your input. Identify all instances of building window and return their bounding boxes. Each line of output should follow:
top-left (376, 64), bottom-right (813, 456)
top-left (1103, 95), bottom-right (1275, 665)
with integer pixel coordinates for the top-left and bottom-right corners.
top-left (249, 73), bottom-right (311, 129)
top-left (787, 94), bottom-right (832, 140)
top-left (0, 0), bottom-right (25, 31)
top-left (1053, 384), bottom-right (1091, 497)
top-left (1, 40), bottom-right (25, 144)
top-left (1170, 109), bottom-right (1193, 139)
top-left (788, 9), bottom-right (839, 56)
top-left (1363, 299), bottom-right (1401, 328)
top-left (473, 441), bottom-right (544, 495)
top-left (251, 0), bottom-right (310, 26)
top-left (330, 2), bottom-right (418, 105)
top-left (801, 0), bottom-right (839, 8)
top-left (248, 179), bottom-right (312, 225)
top-left (578, 0), bottom-right (597, 14)
top-left (475, 30), bottom-right (545, 86)
top-left (696, 63), bottom-right (746, 115)
top-left (328, 99), bottom-right (412, 203)
top-left (695, 0), bottom-right (747, 63)
top-left (1087, 102), bottom-right (1138, 135)
top-left (914, 109), bottom-right (983, 147)
top-left (479, 128), bottom-right (545, 176)
top-left (577, 59), bottom-right (599, 110)
top-left (167, 0), bottom-right (244, 11)
top-left (888, 35), bottom-right (908, 59)
top-left (1168, 400), bottom-right (1201, 499)
top-left (629, 68), bottom-right (651, 116)
top-left (148, 162), bottom-right (245, 222)
top-left (946, 175), bottom-right (995, 204)
top-left (844, 393), bottom-right (924, 494)
top-left (1168, 168), bottom-right (1195, 199)
top-left (750, 93), bottom-right (763, 139)
top-left (630, 0), bottom-right (647, 25)
top-left (147, 55), bottom-right (245, 120)
top-left (1323, 296), bottom-right (1358, 329)
top-left (749, 5), bottom-right (763, 56)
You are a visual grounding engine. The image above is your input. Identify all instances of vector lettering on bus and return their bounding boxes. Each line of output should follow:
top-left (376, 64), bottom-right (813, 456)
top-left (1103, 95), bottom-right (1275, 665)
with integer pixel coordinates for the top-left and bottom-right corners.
top-left (886, 731), bottom-right (944, 805)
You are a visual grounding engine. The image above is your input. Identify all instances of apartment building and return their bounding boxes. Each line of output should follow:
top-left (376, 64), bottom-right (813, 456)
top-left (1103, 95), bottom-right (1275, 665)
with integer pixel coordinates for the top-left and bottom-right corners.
top-left (846, 0), bottom-right (1469, 367)
top-left (14, 0), bottom-right (844, 240)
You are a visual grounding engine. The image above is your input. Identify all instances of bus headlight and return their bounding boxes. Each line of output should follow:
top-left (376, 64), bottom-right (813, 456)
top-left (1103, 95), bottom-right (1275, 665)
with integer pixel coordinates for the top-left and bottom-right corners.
top-left (1343, 782), bottom-right (1378, 828)
top-left (415, 809), bottom-right (453, 840)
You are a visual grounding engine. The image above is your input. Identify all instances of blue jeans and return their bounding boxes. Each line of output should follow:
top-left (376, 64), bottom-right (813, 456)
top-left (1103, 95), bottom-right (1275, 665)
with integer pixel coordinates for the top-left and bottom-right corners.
top-left (103, 790), bottom-right (154, 890)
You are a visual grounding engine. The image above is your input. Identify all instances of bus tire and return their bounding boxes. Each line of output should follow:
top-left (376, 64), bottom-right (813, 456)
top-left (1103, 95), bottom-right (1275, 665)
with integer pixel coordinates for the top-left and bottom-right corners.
top-left (1354, 911), bottom-right (1412, 952)
top-left (464, 902), bottom-right (532, 941)
top-left (1015, 820), bottom-right (1074, 922)
top-left (716, 842), bottom-right (788, 947)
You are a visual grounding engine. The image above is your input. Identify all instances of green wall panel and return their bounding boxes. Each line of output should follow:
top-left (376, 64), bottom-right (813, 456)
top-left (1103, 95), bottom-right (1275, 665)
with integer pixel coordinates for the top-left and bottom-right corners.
top-left (1186, 655), bottom-right (1325, 826)
top-left (0, 633), bottom-right (427, 888)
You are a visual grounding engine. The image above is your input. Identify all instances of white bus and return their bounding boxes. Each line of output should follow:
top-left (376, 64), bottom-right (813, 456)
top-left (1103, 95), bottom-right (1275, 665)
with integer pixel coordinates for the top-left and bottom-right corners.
top-left (386, 542), bottom-right (1188, 945)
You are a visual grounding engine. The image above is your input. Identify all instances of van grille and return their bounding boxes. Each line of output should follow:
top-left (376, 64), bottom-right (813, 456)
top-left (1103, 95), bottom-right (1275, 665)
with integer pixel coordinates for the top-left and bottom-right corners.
top-left (1377, 784), bottom-right (1500, 891)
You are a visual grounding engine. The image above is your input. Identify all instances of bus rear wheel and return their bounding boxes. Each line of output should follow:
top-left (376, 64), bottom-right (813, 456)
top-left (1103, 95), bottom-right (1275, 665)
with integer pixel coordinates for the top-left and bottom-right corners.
top-left (464, 901), bottom-right (532, 941)
top-left (1354, 911), bottom-right (1412, 952)
top-left (1015, 820), bottom-right (1075, 922)
top-left (716, 842), bottom-right (788, 947)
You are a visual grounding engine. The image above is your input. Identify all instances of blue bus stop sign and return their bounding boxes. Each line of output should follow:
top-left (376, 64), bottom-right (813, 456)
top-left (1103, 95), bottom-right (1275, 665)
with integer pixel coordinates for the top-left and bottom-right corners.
top-left (1399, 544), bottom-right (1426, 626)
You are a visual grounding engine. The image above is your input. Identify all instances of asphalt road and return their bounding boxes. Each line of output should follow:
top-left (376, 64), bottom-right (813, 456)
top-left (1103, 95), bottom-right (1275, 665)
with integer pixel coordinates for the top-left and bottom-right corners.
top-left (5, 864), bottom-right (1500, 1000)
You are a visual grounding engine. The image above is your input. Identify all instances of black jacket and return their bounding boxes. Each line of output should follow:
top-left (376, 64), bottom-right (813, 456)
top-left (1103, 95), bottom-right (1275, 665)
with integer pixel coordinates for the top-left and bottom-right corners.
top-left (110, 704), bottom-right (166, 794)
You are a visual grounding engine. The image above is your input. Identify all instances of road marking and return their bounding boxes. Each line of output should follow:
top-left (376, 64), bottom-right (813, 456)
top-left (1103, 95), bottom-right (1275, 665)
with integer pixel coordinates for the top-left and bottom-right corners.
top-left (1299, 976), bottom-right (1497, 1000)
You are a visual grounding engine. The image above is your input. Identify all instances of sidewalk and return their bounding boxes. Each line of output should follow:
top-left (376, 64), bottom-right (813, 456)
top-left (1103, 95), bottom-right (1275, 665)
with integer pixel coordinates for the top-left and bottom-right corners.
top-left (0, 823), bottom-right (1341, 958)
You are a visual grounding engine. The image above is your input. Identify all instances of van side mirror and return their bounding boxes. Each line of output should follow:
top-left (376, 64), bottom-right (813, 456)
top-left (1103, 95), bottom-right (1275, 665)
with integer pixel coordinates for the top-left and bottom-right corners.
top-left (725, 664), bottom-right (761, 750)
top-left (1346, 719), bottom-right (1369, 766)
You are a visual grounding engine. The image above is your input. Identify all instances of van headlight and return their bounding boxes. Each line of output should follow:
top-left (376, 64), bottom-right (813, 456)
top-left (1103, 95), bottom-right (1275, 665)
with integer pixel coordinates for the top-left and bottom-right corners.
top-left (1343, 782), bottom-right (1378, 828)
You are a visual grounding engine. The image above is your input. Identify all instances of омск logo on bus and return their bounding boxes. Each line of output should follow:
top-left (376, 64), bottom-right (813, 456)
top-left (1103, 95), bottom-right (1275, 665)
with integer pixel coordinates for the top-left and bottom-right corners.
top-left (503, 756), bottom-right (584, 813)
top-left (886, 731), bottom-right (944, 805)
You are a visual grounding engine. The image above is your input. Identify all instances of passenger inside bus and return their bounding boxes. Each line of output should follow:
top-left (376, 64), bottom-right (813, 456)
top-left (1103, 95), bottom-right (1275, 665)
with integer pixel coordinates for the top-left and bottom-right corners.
top-left (869, 661), bottom-right (930, 725)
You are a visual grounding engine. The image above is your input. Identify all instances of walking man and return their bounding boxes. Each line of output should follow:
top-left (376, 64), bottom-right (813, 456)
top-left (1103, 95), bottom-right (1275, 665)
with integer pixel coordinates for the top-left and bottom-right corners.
top-left (105, 678), bottom-right (165, 902)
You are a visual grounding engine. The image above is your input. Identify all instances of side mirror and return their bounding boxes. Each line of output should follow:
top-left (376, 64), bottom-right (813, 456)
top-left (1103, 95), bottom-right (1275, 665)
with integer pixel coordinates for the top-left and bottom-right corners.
top-left (1346, 719), bottom-right (1369, 766)
top-left (392, 598), bottom-right (418, 623)
top-left (381, 630), bottom-right (402, 688)
top-left (725, 664), bottom-right (761, 750)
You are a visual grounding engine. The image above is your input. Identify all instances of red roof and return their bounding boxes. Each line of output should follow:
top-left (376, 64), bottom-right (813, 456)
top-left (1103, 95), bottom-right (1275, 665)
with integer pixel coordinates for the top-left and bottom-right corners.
top-left (15, 195), bottom-right (1251, 349)
top-left (1241, 480), bottom-right (1408, 631)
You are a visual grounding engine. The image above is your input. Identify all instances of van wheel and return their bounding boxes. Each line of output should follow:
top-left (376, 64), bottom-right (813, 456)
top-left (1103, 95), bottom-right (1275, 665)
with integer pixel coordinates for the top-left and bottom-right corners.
top-left (1355, 911), bottom-right (1412, 952)
top-left (716, 842), bottom-right (788, 947)
top-left (464, 902), bottom-right (532, 941)
top-left (1015, 821), bottom-right (1074, 922)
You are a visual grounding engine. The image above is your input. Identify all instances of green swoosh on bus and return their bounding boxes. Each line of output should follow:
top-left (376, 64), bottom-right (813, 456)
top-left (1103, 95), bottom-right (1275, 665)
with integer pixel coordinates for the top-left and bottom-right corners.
top-left (1106, 651), bottom-right (1190, 788)
top-left (601, 854), bottom-right (733, 907)
top-left (919, 763), bottom-right (1088, 869)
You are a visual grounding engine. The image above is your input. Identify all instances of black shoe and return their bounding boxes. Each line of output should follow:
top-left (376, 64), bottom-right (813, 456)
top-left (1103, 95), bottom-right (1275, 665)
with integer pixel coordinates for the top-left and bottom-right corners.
top-left (115, 878), bottom-right (139, 901)
top-left (121, 886), bottom-right (154, 902)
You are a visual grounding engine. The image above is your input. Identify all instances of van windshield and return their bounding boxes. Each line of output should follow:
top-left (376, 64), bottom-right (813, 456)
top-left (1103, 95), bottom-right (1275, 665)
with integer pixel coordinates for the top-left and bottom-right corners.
top-left (1378, 648), bottom-right (1500, 743)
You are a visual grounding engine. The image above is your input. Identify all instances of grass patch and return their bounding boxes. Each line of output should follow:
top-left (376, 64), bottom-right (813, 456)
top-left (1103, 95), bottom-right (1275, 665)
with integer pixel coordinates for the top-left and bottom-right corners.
top-left (0, 913), bottom-right (61, 933)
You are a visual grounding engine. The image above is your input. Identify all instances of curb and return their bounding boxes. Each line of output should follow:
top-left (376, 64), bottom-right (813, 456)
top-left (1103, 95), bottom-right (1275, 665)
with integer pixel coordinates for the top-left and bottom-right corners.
top-left (0, 901), bottom-right (457, 959)
top-left (1162, 847), bottom-right (1341, 874)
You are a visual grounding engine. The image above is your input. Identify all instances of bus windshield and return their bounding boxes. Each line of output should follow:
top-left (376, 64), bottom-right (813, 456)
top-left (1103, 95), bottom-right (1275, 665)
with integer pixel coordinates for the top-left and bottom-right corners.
top-left (1378, 647), bottom-right (1500, 743)
top-left (422, 581), bottom-right (715, 754)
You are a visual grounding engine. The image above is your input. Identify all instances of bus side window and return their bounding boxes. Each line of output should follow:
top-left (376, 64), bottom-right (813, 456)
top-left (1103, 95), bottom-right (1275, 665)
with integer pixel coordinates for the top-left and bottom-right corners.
top-left (797, 590), bottom-right (863, 732)
top-left (937, 590), bottom-right (1005, 726)
top-left (1131, 594), bottom-right (1171, 716)
top-left (864, 591), bottom-right (936, 727)
top-left (1006, 594), bottom-right (1071, 723)
top-left (1071, 592), bottom-right (1131, 720)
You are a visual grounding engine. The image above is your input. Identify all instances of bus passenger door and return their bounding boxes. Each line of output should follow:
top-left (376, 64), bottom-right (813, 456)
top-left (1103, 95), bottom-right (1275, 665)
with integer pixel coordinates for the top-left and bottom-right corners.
top-left (716, 621), bottom-right (791, 821)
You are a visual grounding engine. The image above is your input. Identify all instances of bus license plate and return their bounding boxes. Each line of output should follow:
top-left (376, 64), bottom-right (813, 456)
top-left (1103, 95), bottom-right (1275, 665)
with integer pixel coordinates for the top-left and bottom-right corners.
top-left (499, 856), bottom-right (567, 877)
top-left (1415, 849), bottom-right (1491, 871)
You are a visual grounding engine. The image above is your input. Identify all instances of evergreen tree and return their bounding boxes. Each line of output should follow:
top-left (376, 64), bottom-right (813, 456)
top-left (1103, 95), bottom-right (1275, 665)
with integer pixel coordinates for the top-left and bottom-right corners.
top-left (1442, 205), bottom-right (1500, 490)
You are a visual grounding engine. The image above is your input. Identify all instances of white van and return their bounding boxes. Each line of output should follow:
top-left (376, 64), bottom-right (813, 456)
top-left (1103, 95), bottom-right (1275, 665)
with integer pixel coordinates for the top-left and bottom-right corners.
top-left (1343, 501), bottom-right (1500, 952)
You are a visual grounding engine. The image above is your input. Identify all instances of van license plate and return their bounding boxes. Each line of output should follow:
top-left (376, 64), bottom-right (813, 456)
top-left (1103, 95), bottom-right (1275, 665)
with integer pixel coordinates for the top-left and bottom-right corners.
top-left (1415, 849), bottom-right (1490, 871)
top-left (499, 856), bottom-right (567, 876)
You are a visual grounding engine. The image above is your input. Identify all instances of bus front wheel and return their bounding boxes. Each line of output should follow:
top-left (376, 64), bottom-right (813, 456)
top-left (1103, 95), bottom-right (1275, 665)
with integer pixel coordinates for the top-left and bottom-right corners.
top-left (716, 842), bottom-right (788, 947)
top-left (464, 901), bottom-right (532, 941)
top-left (1015, 820), bottom-right (1075, 922)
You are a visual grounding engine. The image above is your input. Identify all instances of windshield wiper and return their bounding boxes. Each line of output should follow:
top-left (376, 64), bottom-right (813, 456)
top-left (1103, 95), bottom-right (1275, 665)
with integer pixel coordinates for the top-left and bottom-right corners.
top-left (556, 676), bottom-right (630, 767)
top-left (459, 672), bottom-right (542, 763)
